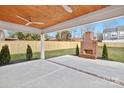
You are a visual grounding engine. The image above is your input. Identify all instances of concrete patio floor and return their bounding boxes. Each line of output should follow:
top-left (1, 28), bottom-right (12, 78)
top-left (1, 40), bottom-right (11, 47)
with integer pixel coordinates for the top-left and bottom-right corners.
top-left (0, 55), bottom-right (124, 88)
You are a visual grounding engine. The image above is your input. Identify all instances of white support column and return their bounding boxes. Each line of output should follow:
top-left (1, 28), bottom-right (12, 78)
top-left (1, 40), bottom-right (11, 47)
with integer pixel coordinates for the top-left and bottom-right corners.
top-left (40, 33), bottom-right (45, 60)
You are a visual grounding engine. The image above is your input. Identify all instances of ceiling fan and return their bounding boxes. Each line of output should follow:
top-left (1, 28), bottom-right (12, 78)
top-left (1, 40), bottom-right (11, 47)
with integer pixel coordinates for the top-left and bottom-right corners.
top-left (16, 15), bottom-right (45, 26)
top-left (16, 5), bottom-right (72, 26)
top-left (62, 5), bottom-right (73, 13)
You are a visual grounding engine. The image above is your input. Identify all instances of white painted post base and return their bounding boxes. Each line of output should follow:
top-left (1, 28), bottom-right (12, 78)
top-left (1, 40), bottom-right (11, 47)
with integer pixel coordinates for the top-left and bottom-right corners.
top-left (40, 34), bottom-right (45, 60)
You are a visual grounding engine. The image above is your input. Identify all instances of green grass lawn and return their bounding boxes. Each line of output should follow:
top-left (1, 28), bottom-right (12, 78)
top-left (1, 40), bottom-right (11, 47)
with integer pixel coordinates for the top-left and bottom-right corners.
top-left (98, 47), bottom-right (124, 63)
top-left (11, 48), bottom-right (76, 63)
top-left (11, 47), bottom-right (124, 63)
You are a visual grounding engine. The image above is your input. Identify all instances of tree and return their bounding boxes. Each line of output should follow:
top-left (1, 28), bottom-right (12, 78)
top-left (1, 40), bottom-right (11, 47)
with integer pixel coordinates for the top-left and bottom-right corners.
top-left (102, 44), bottom-right (108, 59)
top-left (25, 33), bottom-right (32, 40)
top-left (56, 31), bottom-right (72, 41)
top-left (56, 32), bottom-right (61, 41)
top-left (76, 44), bottom-right (79, 56)
top-left (15, 32), bottom-right (25, 40)
top-left (0, 45), bottom-right (11, 65)
top-left (65, 31), bottom-right (72, 40)
top-left (31, 34), bottom-right (40, 40)
top-left (14, 32), bottom-right (40, 40)
top-left (45, 34), bottom-right (50, 41)
top-left (26, 45), bottom-right (33, 60)
top-left (96, 32), bottom-right (103, 42)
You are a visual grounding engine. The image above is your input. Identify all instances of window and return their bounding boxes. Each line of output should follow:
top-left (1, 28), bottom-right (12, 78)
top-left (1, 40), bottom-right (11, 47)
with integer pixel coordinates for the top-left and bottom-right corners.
top-left (111, 32), bottom-right (117, 37)
top-left (119, 31), bottom-right (124, 36)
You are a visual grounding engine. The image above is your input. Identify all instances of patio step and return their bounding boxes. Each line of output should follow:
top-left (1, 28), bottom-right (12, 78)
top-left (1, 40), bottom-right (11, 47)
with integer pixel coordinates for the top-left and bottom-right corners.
top-left (79, 53), bottom-right (96, 59)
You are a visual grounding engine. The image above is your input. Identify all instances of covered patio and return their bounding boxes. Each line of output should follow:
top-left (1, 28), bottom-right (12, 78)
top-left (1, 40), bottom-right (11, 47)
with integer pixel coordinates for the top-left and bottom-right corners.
top-left (0, 55), bottom-right (124, 88)
top-left (0, 5), bottom-right (124, 87)
top-left (0, 5), bottom-right (124, 59)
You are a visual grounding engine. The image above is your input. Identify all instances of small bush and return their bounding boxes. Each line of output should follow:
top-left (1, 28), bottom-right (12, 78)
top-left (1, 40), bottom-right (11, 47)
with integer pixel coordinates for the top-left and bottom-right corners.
top-left (76, 44), bottom-right (79, 56)
top-left (0, 45), bottom-right (11, 65)
top-left (26, 45), bottom-right (33, 60)
top-left (102, 44), bottom-right (108, 59)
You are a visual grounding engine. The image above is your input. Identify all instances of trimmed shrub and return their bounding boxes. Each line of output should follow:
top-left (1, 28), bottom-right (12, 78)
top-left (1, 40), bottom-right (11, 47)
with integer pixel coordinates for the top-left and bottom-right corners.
top-left (0, 45), bottom-right (11, 65)
top-left (76, 44), bottom-right (79, 56)
top-left (26, 45), bottom-right (33, 60)
top-left (102, 44), bottom-right (108, 59)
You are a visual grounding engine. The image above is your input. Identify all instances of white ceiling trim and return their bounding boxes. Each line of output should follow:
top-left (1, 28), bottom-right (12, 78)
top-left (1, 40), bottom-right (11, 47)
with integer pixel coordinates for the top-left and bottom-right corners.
top-left (42, 5), bottom-right (124, 33)
top-left (0, 20), bottom-right (42, 34)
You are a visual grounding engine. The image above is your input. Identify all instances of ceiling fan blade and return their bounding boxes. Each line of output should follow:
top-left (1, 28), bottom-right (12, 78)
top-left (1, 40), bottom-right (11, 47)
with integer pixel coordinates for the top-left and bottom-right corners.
top-left (16, 15), bottom-right (30, 22)
top-left (62, 5), bottom-right (72, 13)
top-left (25, 22), bottom-right (32, 26)
top-left (25, 22), bottom-right (45, 26)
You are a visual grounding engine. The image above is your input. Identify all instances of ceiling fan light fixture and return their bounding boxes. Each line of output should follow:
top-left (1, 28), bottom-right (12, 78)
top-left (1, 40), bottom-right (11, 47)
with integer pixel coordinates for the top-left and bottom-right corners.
top-left (62, 5), bottom-right (73, 13)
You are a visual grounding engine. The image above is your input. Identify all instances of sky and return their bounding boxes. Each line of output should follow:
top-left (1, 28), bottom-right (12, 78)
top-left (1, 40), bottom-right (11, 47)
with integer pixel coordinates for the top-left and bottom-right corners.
top-left (4, 17), bottom-right (124, 38)
top-left (47, 17), bottom-right (124, 38)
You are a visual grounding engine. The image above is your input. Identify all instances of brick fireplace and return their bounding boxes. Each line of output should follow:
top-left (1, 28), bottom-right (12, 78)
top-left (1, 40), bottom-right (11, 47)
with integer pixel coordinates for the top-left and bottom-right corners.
top-left (79, 32), bottom-right (97, 59)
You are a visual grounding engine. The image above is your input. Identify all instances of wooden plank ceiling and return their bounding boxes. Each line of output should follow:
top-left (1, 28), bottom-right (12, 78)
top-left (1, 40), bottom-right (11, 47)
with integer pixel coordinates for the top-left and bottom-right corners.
top-left (0, 5), bottom-right (108, 29)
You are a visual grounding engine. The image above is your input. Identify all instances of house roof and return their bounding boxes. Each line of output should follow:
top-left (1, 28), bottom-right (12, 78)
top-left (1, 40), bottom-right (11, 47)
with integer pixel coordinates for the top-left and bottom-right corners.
top-left (103, 28), bottom-right (117, 33)
top-left (117, 25), bottom-right (124, 31)
top-left (103, 25), bottom-right (124, 33)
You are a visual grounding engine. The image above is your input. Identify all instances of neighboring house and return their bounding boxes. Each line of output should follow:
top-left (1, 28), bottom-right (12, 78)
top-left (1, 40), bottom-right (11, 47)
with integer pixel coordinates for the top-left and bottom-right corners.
top-left (103, 26), bottom-right (124, 42)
